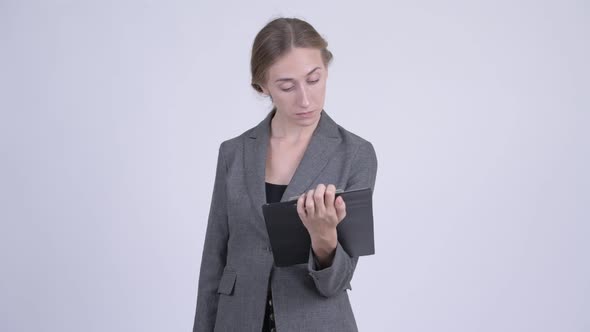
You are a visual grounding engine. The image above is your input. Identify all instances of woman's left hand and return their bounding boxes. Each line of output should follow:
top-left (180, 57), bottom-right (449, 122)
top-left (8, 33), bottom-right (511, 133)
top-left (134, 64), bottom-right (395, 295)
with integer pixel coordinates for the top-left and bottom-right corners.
top-left (297, 184), bottom-right (347, 267)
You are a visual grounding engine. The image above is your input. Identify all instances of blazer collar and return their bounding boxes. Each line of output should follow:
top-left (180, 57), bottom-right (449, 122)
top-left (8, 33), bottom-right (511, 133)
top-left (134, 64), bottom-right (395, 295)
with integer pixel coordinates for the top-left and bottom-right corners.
top-left (244, 109), bottom-right (341, 229)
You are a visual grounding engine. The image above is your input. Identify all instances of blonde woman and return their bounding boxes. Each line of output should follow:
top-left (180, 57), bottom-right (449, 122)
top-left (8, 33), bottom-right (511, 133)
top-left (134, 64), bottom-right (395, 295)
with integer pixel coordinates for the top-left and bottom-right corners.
top-left (193, 17), bottom-right (378, 332)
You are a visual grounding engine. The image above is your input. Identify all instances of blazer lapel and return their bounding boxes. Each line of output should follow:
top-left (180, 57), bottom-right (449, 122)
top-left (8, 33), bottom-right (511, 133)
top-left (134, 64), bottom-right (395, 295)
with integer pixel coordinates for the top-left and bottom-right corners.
top-left (244, 109), bottom-right (341, 229)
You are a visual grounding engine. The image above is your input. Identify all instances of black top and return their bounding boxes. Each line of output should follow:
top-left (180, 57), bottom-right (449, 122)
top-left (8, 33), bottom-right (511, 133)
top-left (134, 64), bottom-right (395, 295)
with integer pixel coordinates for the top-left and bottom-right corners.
top-left (265, 182), bottom-right (288, 204)
top-left (262, 182), bottom-right (287, 332)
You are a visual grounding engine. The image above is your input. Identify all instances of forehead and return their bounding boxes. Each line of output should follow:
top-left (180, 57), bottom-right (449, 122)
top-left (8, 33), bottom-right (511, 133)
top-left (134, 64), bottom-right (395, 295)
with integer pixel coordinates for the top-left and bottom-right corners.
top-left (267, 47), bottom-right (325, 81)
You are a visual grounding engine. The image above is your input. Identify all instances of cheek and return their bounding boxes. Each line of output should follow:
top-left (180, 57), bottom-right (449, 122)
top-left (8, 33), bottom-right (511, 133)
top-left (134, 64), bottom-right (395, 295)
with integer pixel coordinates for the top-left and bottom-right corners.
top-left (272, 93), bottom-right (294, 105)
top-left (312, 83), bottom-right (327, 99)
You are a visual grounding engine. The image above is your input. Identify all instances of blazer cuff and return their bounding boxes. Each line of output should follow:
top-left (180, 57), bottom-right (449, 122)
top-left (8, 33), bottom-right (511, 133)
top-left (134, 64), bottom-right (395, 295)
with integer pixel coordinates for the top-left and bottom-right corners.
top-left (307, 242), bottom-right (353, 297)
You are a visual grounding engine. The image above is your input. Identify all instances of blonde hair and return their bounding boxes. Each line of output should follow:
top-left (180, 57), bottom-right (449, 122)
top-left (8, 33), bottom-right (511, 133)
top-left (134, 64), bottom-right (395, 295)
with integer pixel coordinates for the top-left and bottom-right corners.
top-left (250, 17), bottom-right (333, 103)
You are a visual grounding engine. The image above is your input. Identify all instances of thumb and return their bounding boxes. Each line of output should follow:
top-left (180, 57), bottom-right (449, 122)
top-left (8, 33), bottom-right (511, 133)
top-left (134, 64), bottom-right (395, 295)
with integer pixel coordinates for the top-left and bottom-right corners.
top-left (335, 196), bottom-right (346, 222)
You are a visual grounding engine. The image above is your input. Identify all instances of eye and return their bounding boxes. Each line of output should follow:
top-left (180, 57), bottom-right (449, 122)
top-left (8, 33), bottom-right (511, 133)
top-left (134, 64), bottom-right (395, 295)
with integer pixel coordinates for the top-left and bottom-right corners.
top-left (281, 86), bottom-right (295, 92)
top-left (308, 79), bottom-right (320, 84)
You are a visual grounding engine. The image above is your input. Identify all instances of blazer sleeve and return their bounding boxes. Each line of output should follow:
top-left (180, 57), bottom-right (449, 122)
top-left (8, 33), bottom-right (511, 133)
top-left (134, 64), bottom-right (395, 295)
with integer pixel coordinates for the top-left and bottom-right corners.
top-left (307, 140), bottom-right (378, 297)
top-left (193, 143), bottom-right (229, 331)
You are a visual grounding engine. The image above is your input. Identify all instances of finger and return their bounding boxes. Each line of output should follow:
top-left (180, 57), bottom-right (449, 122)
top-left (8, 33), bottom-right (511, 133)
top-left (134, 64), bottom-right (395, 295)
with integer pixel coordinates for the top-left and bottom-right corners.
top-left (314, 184), bottom-right (326, 216)
top-left (335, 195), bottom-right (347, 223)
top-left (305, 189), bottom-right (315, 216)
top-left (325, 184), bottom-right (336, 211)
top-left (297, 194), bottom-right (307, 221)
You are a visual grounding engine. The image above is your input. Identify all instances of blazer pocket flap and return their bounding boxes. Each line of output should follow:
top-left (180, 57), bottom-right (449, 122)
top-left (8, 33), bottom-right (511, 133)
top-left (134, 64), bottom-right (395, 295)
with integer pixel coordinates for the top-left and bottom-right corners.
top-left (217, 271), bottom-right (237, 295)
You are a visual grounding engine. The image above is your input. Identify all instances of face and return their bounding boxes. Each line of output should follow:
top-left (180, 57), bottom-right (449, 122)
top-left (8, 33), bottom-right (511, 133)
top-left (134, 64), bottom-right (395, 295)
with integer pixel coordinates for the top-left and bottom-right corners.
top-left (260, 47), bottom-right (328, 126)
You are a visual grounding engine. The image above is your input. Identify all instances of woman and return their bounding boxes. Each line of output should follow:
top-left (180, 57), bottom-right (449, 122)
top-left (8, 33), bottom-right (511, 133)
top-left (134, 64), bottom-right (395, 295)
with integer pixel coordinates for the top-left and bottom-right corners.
top-left (193, 17), bottom-right (378, 332)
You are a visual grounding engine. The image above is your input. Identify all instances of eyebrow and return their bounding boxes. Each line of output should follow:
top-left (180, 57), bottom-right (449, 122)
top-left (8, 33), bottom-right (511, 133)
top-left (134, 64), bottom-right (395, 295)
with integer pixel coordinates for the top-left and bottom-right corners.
top-left (274, 67), bottom-right (321, 83)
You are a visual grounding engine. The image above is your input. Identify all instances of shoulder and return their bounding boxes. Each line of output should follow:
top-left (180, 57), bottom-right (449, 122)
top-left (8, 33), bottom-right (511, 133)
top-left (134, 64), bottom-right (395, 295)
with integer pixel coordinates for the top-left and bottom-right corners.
top-left (336, 122), bottom-right (372, 147)
top-left (333, 121), bottom-right (377, 162)
top-left (216, 125), bottom-right (255, 153)
top-left (212, 121), bottom-right (260, 166)
top-left (215, 112), bottom-right (376, 159)
top-left (317, 109), bottom-right (376, 156)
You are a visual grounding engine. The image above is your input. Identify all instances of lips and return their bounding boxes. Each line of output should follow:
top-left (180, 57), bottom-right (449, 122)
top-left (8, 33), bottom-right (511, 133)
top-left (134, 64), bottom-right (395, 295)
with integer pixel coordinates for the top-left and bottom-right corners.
top-left (296, 110), bottom-right (314, 115)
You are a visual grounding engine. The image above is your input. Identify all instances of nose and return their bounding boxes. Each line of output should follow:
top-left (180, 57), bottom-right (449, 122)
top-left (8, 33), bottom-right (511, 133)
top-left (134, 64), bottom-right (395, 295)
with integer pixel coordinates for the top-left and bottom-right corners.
top-left (297, 83), bottom-right (311, 108)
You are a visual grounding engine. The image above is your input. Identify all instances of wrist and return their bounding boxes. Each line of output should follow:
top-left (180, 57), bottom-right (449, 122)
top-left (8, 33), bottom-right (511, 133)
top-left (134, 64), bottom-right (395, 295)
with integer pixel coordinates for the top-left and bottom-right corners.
top-left (310, 229), bottom-right (337, 248)
top-left (310, 229), bottom-right (338, 260)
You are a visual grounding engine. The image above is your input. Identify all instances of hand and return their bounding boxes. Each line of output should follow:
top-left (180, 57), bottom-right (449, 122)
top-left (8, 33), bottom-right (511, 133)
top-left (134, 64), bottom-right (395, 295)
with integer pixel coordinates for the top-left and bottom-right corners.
top-left (297, 184), bottom-right (347, 268)
top-left (296, 183), bottom-right (347, 242)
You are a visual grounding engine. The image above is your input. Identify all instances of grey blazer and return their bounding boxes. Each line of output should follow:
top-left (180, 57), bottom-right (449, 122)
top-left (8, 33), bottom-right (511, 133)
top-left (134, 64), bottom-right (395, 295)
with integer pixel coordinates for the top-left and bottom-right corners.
top-left (193, 109), bottom-right (378, 332)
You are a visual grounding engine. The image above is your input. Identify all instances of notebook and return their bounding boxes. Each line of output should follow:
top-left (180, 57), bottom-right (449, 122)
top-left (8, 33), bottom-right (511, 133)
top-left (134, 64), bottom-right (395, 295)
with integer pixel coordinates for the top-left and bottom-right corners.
top-left (262, 187), bottom-right (375, 267)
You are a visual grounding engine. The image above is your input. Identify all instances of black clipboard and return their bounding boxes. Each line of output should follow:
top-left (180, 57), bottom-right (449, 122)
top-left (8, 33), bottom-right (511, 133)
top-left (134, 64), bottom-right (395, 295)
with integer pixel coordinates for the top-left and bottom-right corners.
top-left (262, 187), bottom-right (375, 267)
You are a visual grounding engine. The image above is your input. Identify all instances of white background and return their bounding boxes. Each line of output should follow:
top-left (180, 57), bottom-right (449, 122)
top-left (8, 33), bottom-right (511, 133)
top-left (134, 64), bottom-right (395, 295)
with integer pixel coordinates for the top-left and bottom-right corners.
top-left (1, 0), bottom-right (588, 331)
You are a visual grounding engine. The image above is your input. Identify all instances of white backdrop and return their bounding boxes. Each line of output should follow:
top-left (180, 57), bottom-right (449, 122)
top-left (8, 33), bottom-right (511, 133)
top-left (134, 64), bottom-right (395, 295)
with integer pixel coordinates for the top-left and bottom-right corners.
top-left (1, 1), bottom-right (588, 331)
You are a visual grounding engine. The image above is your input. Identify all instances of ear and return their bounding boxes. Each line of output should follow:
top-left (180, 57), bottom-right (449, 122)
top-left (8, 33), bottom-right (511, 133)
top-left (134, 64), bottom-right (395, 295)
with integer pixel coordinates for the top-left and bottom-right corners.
top-left (260, 85), bottom-right (270, 97)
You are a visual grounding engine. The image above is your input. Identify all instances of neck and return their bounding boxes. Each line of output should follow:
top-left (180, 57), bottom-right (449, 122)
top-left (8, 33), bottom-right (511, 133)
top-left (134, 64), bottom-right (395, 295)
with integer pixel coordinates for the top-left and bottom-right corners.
top-left (270, 110), bottom-right (320, 142)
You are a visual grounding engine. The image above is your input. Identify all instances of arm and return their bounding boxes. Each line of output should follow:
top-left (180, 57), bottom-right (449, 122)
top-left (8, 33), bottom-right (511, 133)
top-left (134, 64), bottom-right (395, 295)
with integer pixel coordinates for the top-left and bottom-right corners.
top-left (307, 141), bottom-right (378, 297)
top-left (193, 143), bottom-right (229, 331)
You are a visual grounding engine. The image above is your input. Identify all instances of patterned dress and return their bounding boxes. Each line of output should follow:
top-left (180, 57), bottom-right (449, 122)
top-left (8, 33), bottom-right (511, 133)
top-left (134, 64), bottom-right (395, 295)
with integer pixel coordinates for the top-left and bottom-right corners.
top-left (262, 182), bottom-right (288, 332)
